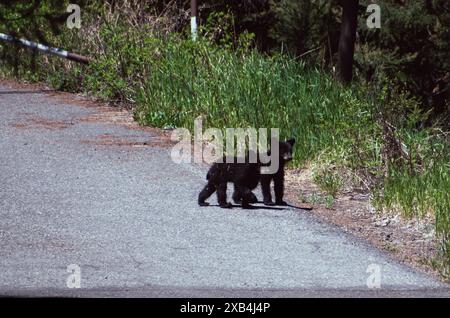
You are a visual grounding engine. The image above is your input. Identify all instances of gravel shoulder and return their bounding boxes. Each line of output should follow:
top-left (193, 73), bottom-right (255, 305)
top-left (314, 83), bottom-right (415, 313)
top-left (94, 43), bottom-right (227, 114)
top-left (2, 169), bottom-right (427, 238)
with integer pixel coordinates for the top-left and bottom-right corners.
top-left (284, 168), bottom-right (448, 283)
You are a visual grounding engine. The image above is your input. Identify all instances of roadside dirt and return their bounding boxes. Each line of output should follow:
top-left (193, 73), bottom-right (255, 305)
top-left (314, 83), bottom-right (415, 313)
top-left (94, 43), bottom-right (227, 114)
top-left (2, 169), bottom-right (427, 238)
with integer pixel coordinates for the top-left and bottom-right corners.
top-left (1, 78), bottom-right (174, 149)
top-left (284, 167), bottom-right (448, 283)
top-left (80, 133), bottom-right (169, 148)
top-left (9, 116), bottom-right (73, 130)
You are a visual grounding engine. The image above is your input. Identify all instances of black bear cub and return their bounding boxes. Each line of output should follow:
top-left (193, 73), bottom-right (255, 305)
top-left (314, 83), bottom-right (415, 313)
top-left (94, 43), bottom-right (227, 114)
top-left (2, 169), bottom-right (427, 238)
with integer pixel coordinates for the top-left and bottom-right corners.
top-left (198, 139), bottom-right (295, 208)
top-left (232, 139), bottom-right (295, 206)
top-left (198, 151), bottom-right (261, 209)
top-left (260, 138), bottom-right (295, 206)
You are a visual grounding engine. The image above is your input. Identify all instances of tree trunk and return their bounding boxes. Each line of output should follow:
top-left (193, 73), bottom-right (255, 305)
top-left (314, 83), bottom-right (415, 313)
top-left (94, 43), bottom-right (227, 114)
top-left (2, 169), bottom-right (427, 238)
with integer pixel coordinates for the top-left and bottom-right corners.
top-left (337, 0), bottom-right (359, 84)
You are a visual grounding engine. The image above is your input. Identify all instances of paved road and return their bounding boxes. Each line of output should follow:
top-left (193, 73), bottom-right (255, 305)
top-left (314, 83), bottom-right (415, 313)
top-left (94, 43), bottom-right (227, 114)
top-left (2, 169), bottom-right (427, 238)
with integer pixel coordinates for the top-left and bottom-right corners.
top-left (0, 83), bottom-right (448, 297)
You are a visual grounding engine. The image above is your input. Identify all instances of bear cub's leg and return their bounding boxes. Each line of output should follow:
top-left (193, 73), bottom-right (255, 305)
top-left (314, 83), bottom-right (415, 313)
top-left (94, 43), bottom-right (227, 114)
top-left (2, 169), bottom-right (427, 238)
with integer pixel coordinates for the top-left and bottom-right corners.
top-left (235, 184), bottom-right (257, 209)
top-left (261, 175), bottom-right (275, 206)
top-left (232, 184), bottom-right (258, 204)
top-left (198, 183), bottom-right (216, 206)
top-left (274, 173), bottom-right (287, 206)
top-left (217, 182), bottom-right (232, 208)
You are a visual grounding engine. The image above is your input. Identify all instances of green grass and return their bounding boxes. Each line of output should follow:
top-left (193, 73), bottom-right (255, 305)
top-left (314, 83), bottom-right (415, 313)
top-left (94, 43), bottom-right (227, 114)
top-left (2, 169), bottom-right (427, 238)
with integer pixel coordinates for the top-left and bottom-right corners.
top-left (299, 192), bottom-right (335, 209)
top-left (117, 36), bottom-right (377, 165)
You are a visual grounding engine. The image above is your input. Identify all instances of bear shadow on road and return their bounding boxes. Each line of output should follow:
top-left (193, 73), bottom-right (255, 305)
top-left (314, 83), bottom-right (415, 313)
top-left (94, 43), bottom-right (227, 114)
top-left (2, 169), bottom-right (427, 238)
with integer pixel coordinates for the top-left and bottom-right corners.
top-left (285, 203), bottom-right (313, 211)
top-left (204, 202), bottom-right (312, 211)
top-left (205, 203), bottom-right (286, 210)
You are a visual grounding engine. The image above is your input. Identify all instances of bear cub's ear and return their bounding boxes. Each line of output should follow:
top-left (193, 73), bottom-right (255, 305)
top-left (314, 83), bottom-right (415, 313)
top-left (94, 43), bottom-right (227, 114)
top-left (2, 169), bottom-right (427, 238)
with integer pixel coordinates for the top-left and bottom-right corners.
top-left (286, 138), bottom-right (295, 146)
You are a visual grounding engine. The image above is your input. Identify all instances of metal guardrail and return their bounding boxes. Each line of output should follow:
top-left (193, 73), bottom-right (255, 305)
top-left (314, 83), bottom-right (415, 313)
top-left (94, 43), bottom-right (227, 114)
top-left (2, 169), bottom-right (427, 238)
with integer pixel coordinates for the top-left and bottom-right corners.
top-left (0, 32), bottom-right (90, 64)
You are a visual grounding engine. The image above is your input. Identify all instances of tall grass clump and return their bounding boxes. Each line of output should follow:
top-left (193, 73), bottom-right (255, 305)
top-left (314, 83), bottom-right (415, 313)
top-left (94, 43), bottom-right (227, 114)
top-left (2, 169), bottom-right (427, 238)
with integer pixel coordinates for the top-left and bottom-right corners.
top-left (120, 36), bottom-right (375, 165)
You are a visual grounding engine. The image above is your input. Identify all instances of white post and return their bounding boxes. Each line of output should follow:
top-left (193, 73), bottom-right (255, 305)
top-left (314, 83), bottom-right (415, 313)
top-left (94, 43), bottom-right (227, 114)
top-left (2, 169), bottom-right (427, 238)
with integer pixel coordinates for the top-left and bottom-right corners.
top-left (191, 16), bottom-right (198, 41)
top-left (191, 0), bottom-right (198, 41)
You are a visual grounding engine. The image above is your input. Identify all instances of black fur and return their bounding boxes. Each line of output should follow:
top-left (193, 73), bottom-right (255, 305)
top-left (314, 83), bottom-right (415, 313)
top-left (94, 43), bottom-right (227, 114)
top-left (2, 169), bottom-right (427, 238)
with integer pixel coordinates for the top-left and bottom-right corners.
top-left (198, 152), bottom-right (262, 209)
top-left (260, 139), bottom-right (295, 206)
top-left (232, 139), bottom-right (295, 206)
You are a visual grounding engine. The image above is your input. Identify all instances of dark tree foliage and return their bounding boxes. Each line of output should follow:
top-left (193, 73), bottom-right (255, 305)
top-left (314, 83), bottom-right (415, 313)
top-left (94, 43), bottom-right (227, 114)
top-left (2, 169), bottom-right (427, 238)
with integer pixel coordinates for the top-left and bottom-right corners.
top-left (357, 0), bottom-right (449, 116)
top-left (0, 0), bottom-right (89, 72)
top-left (1, 0), bottom-right (448, 116)
top-left (188, 0), bottom-right (449, 116)
top-left (0, 0), bottom-right (79, 42)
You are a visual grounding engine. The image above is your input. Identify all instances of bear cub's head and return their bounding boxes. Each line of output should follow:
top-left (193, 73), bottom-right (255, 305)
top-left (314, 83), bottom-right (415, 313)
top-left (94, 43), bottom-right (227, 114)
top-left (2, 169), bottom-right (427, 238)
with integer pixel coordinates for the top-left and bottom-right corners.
top-left (266, 138), bottom-right (295, 164)
top-left (278, 138), bottom-right (295, 162)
